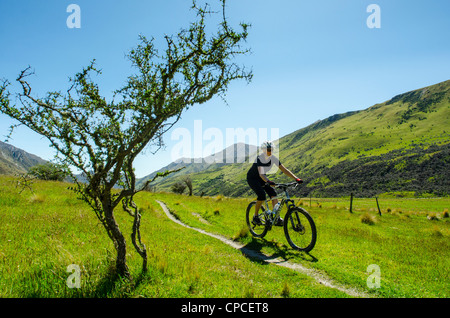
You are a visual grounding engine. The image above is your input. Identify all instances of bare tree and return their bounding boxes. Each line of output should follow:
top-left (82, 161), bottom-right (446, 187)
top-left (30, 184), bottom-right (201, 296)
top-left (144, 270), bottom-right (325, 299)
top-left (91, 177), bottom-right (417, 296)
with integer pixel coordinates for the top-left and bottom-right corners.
top-left (183, 176), bottom-right (194, 196)
top-left (171, 181), bottom-right (187, 195)
top-left (0, 0), bottom-right (251, 279)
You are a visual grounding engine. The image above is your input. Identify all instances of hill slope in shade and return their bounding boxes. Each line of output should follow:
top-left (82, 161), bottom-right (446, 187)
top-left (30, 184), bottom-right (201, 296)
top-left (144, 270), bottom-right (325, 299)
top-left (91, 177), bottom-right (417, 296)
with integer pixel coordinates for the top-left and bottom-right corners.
top-left (143, 79), bottom-right (450, 197)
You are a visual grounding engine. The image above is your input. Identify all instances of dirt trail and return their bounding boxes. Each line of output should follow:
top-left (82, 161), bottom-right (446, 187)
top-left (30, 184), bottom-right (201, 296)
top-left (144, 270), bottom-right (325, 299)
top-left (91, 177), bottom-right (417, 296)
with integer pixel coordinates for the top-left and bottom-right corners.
top-left (156, 200), bottom-right (372, 298)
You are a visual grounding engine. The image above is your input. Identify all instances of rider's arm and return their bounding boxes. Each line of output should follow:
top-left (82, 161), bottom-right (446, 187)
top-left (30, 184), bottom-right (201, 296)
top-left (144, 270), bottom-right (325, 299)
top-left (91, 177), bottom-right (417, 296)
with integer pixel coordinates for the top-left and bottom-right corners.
top-left (279, 164), bottom-right (300, 181)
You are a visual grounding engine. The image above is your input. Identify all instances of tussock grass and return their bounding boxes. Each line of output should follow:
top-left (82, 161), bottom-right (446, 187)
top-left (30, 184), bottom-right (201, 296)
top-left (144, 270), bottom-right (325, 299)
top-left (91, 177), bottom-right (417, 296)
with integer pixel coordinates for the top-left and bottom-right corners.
top-left (29, 194), bottom-right (46, 204)
top-left (360, 213), bottom-right (377, 225)
top-left (232, 225), bottom-right (249, 241)
top-left (443, 209), bottom-right (449, 218)
top-left (281, 282), bottom-right (290, 298)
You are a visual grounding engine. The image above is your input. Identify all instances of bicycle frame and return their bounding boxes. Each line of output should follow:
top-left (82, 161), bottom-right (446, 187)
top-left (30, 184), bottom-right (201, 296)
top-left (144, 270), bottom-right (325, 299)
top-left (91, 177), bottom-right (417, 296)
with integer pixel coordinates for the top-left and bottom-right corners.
top-left (263, 182), bottom-right (297, 225)
top-left (247, 181), bottom-right (317, 252)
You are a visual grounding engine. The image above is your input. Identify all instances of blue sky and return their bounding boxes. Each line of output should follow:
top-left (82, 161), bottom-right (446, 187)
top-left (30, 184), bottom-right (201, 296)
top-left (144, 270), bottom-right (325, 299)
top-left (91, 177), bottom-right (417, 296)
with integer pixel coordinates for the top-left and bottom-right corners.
top-left (1, 0), bottom-right (449, 178)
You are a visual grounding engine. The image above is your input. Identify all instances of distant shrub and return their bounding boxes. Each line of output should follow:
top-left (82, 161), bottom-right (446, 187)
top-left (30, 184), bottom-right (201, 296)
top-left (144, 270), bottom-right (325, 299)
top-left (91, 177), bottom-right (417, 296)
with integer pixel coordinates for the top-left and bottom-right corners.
top-left (28, 163), bottom-right (69, 181)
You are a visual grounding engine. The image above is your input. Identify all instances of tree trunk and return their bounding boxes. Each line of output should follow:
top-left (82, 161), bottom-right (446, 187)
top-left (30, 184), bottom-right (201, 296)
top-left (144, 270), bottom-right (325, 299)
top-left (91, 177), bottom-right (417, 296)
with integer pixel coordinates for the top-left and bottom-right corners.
top-left (131, 207), bottom-right (148, 272)
top-left (183, 177), bottom-right (193, 196)
top-left (103, 202), bottom-right (130, 279)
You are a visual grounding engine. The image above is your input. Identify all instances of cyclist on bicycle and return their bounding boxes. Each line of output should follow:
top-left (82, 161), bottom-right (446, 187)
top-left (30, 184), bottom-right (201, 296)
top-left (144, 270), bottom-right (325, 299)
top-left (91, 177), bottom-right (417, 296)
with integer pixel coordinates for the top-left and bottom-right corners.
top-left (247, 141), bottom-right (303, 226)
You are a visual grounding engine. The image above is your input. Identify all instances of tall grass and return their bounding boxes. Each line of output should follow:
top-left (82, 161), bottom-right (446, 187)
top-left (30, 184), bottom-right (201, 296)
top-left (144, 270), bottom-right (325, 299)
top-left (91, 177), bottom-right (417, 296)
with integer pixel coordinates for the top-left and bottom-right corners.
top-left (154, 191), bottom-right (450, 298)
top-left (0, 176), bottom-right (347, 298)
top-left (1, 176), bottom-right (448, 297)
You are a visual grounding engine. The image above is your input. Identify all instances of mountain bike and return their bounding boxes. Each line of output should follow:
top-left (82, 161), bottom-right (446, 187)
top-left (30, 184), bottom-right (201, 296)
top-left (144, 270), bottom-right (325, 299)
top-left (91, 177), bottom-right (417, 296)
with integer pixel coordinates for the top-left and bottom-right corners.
top-left (245, 182), bottom-right (317, 252)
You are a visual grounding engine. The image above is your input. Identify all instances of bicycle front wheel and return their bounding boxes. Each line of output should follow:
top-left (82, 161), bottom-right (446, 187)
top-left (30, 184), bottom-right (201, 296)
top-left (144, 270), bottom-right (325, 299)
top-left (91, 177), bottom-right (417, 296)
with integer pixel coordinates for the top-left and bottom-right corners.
top-left (284, 207), bottom-right (316, 252)
top-left (246, 201), bottom-right (269, 238)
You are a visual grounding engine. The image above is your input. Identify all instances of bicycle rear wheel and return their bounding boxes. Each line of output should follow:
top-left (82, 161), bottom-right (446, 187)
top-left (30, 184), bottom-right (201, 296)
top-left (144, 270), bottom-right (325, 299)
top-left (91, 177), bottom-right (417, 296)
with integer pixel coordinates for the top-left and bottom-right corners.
top-left (246, 201), bottom-right (269, 238)
top-left (284, 207), bottom-right (316, 252)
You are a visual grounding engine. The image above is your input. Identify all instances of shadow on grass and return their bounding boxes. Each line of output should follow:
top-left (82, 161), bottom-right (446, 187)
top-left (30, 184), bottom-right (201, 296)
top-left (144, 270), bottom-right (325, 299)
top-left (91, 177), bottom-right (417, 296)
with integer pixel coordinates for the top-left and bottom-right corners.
top-left (85, 267), bottom-right (150, 298)
top-left (239, 237), bottom-right (318, 265)
top-left (16, 267), bottom-right (132, 298)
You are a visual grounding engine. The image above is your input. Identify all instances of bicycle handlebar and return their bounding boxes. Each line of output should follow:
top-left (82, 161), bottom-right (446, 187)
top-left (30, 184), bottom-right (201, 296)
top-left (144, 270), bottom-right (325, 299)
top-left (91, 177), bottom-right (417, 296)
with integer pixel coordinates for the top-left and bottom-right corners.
top-left (274, 181), bottom-right (300, 189)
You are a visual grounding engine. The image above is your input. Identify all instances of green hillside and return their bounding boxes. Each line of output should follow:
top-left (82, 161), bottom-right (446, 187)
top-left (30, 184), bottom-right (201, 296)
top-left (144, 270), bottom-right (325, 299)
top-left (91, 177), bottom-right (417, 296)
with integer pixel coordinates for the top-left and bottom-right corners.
top-left (150, 80), bottom-right (450, 198)
top-left (137, 143), bottom-right (256, 193)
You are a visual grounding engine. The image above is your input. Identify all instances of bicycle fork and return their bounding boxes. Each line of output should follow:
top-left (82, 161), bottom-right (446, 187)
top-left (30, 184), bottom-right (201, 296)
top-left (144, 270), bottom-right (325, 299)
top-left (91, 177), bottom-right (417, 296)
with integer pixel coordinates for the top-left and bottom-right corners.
top-left (287, 209), bottom-right (305, 233)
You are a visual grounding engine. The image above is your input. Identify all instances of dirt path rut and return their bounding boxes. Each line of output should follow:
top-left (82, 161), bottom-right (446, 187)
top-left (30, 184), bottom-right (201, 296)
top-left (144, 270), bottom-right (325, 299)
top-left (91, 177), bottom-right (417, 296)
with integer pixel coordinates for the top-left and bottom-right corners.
top-left (156, 200), bottom-right (372, 298)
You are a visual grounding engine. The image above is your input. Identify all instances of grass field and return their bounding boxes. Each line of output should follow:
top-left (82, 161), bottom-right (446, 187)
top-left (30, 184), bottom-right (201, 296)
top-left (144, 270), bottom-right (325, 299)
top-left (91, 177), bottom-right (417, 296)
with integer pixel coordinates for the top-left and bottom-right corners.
top-left (0, 175), bottom-right (448, 298)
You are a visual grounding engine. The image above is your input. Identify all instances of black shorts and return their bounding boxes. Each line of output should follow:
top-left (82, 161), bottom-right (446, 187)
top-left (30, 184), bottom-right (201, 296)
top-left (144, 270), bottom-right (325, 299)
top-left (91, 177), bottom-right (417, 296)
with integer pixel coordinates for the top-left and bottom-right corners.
top-left (247, 175), bottom-right (277, 201)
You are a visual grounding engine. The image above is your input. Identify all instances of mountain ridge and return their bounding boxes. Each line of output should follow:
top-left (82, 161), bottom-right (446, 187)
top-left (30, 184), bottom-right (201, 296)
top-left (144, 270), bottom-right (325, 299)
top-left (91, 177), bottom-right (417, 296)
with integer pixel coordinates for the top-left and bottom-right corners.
top-left (2, 79), bottom-right (449, 197)
top-left (137, 142), bottom-right (257, 190)
top-left (142, 79), bottom-right (450, 197)
top-left (0, 141), bottom-right (47, 175)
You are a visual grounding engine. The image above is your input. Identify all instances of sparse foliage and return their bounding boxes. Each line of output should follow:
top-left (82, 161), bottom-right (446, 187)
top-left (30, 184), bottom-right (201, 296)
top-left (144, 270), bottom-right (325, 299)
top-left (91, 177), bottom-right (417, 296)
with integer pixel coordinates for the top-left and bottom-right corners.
top-left (14, 173), bottom-right (36, 194)
top-left (0, 0), bottom-right (251, 278)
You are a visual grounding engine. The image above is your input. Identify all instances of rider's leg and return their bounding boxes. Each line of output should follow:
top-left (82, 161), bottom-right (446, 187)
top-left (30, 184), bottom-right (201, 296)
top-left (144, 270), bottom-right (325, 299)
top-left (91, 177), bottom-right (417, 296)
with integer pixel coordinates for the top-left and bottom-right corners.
top-left (264, 184), bottom-right (278, 210)
top-left (247, 177), bottom-right (266, 218)
top-left (270, 197), bottom-right (279, 209)
top-left (254, 200), bottom-right (264, 217)
top-left (270, 195), bottom-right (283, 226)
top-left (252, 183), bottom-right (266, 217)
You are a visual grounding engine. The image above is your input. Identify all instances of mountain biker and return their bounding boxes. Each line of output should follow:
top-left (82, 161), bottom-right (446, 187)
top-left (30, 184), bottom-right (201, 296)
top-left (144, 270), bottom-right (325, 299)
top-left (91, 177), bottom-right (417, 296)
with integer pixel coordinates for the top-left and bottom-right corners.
top-left (247, 141), bottom-right (303, 226)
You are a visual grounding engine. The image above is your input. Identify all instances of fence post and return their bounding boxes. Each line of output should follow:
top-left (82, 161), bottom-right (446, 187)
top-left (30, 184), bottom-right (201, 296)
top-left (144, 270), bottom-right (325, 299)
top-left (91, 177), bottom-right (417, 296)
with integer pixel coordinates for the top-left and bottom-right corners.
top-left (349, 193), bottom-right (353, 213)
top-left (375, 196), bottom-right (381, 216)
